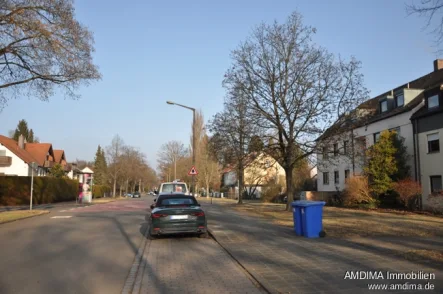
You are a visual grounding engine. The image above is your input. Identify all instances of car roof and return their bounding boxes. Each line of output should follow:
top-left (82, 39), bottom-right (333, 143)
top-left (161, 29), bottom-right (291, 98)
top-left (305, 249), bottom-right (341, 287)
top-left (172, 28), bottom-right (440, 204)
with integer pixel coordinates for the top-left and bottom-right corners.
top-left (157, 193), bottom-right (192, 198)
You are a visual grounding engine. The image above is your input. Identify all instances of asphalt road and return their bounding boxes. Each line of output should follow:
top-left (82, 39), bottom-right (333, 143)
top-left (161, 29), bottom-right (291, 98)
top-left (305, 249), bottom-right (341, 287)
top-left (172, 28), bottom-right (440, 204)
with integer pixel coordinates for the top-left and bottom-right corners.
top-left (0, 195), bottom-right (263, 294)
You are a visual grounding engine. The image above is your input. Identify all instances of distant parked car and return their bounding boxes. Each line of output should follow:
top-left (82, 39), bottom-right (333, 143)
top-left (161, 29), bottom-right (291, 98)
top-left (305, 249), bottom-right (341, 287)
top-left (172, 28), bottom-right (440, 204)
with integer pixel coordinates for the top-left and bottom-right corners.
top-left (133, 191), bottom-right (141, 198)
top-left (126, 193), bottom-right (133, 198)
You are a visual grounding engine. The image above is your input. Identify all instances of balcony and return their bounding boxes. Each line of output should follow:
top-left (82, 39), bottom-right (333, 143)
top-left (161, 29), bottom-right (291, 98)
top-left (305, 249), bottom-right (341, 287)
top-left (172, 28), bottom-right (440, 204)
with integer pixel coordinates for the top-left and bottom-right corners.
top-left (44, 160), bottom-right (55, 168)
top-left (0, 156), bottom-right (12, 167)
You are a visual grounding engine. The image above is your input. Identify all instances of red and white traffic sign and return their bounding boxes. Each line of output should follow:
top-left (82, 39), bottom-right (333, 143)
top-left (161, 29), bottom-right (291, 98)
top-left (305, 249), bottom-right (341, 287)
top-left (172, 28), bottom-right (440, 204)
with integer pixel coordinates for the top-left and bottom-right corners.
top-left (188, 166), bottom-right (198, 176)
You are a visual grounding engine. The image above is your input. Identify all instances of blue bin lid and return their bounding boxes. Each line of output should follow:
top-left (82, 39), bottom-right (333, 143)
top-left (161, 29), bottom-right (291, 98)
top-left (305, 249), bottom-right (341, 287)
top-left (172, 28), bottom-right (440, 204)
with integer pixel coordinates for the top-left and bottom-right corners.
top-left (291, 200), bottom-right (326, 207)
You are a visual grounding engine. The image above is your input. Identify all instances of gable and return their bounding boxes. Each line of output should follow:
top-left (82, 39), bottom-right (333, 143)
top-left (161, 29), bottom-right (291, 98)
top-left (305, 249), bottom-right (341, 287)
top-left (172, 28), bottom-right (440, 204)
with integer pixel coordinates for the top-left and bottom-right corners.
top-left (82, 167), bottom-right (94, 174)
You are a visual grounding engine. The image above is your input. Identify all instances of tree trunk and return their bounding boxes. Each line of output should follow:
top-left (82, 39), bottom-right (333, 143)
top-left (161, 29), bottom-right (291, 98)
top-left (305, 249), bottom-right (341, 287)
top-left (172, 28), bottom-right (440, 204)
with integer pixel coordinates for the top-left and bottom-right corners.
top-left (174, 160), bottom-right (177, 180)
top-left (113, 179), bottom-right (117, 198)
top-left (238, 165), bottom-right (244, 204)
top-left (285, 166), bottom-right (294, 211)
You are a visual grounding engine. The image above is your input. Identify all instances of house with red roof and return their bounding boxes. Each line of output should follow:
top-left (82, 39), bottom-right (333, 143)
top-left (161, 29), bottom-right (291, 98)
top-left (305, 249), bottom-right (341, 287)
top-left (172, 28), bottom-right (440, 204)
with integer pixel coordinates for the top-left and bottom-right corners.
top-left (0, 134), bottom-right (71, 176)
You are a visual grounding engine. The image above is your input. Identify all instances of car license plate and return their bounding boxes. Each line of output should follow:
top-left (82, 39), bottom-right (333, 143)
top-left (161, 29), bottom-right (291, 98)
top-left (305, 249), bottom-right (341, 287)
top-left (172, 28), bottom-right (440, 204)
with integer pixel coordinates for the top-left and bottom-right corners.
top-left (170, 215), bottom-right (188, 220)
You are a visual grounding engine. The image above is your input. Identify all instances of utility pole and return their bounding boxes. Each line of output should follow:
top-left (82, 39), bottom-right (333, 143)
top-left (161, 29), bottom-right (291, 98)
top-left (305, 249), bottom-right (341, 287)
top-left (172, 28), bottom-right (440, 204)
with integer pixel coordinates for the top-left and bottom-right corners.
top-left (166, 100), bottom-right (196, 196)
top-left (30, 162), bottom-right (35, 210)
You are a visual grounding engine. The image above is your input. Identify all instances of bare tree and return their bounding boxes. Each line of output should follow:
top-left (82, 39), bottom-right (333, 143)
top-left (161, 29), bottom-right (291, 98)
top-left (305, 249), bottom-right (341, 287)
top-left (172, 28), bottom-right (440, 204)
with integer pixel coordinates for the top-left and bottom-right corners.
top-left (209, 86), bottom-right (261, 204)
top-left (199, 134), bottom-right (220, 197)
top-left (224, 12), bottom-right (368, 210)
top-left (106, 135), bottom-right (125, 197)
top-left (157, 140), bottom-right (187, 180)
top-left (0, 0), bottom-right (101, 108)
top-left (407, 0), bottom-right (443, 49)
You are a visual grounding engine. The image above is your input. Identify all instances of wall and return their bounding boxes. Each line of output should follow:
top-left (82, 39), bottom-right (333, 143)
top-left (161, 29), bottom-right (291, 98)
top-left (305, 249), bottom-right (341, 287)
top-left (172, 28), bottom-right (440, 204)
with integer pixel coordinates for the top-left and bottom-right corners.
top-left (317, 102), bottom-right (423, 192)
top-left (317, 131), bottom-right (355, 192)
top-left (416, 112), bottom-right (443, 210)
top-left (0, 145), bottom-right (29, 176)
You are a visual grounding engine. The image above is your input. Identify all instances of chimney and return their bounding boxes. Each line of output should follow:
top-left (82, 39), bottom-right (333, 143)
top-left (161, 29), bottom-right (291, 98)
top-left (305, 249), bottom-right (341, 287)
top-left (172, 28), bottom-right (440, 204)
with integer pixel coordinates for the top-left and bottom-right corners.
top-left (434, 59), bottom-right (443, 71)
top-left (18, 134), bottom-right (25, 149)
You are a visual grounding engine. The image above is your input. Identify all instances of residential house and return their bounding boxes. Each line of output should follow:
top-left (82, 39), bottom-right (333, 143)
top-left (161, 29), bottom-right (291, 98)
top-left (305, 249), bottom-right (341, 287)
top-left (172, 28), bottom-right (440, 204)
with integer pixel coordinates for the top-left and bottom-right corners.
top-left (69, 166), bottom-right (94, 185)
top-left (0, 135), bottom-right (42, 176)
top-left (0, 134), bottom-right (71, 176)
top-left (221, 152), bottom-right (286, 198)
top-left (410, 68), bottom-right (443, 209)
top-left (317, 59), bottom-right (443, 208)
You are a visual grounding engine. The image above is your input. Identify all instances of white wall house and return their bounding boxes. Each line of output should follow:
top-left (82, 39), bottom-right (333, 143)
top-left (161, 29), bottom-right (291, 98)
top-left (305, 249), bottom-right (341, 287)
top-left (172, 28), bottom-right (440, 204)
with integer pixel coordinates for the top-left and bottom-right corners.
top-left (0, 143), bottom-right (30, 176)
top-left (317, 59), bottom-right (443, 211)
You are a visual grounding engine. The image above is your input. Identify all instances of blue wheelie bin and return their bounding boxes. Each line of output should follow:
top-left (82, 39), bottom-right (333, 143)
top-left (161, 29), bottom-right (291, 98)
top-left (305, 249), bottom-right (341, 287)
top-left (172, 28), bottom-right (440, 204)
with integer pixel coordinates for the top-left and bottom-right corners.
top-left (292, 200), bottom-right (326, 238)
top-left (291, 202), bottom-right (303, 236)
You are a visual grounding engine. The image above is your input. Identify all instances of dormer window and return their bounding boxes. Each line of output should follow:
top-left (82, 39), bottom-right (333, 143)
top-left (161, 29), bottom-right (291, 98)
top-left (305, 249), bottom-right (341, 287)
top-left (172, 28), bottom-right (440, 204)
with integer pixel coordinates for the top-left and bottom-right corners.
top-left (395, 93), bottom-right (404, 107)
top-left (428, 95), bottom-right (439, 109)
top-left (380, 100), bottom-right (388, 113)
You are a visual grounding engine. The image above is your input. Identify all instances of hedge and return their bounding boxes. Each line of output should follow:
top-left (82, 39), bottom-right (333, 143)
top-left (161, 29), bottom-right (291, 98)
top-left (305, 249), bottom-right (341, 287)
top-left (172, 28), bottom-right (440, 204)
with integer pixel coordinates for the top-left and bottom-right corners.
top-left (92, 185), bottom-right (111, 198)
top-left (0, 176), bottom-right (78, 206)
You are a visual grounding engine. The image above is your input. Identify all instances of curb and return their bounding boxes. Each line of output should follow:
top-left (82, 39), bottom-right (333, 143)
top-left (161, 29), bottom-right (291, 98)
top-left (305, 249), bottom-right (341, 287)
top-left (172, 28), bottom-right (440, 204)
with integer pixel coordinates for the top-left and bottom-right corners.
top-left (121, 226), bottom-right (150, 294)
top-left (0, 210), bottom-right (50, 225)
top-left (208, 228), bottom-right (274, 294)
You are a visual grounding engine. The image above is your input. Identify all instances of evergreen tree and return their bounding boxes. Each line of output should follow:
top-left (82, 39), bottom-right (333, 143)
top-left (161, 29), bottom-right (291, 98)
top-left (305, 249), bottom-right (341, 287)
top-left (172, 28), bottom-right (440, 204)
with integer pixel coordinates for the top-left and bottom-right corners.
top-left (391, 132), bottom-right (410, 181)
top-left (13, 119), bottom-right (29, 141)
top-left (49, 164), bottom-right (66, 178)
top-left (11, 119), bottom-right (38, 142)
top-left (364, 130), bottom-right (398, 196)
top-left (93, 145), bottom-right (108, 185)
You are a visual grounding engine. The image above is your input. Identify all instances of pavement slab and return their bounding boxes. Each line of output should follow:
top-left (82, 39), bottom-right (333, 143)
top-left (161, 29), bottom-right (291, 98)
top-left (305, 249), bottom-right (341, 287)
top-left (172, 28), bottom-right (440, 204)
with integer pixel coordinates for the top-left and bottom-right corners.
top-left (201, 200), bottom-right (443, 294)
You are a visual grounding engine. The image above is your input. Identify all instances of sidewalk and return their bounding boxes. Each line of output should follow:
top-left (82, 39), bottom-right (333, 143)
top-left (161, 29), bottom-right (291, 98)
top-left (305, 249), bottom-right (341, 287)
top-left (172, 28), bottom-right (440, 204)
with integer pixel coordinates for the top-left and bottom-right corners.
top-left (0, 200), bottom-right (80, 212)
top-left (202, 200), bottom-right (443, 294)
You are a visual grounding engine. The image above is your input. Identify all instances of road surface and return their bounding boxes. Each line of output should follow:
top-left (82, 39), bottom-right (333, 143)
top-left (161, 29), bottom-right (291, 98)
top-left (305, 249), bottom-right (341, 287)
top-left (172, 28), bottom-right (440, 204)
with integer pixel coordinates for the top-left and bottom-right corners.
top-left (0, 195), bottom-right (263, 294)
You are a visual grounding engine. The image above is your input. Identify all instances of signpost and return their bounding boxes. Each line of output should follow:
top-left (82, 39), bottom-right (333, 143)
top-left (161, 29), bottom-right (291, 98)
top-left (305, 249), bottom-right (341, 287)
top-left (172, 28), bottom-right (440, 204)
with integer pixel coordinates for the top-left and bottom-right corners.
top-left (188, 166), bottom-right (198, 196)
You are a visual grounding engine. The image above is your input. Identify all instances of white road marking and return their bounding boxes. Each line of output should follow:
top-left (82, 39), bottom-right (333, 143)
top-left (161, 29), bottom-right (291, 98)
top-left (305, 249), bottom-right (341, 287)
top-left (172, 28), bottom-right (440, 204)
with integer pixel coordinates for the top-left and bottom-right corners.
top-left (59, 210), bottom-right (67, 212)
top-left (51, 216), bottom-right (72, 219)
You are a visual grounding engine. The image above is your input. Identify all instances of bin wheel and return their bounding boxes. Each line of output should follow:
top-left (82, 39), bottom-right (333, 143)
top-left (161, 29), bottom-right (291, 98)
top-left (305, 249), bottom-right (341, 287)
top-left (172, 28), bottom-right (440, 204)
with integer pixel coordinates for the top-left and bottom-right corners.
top-left (319, 230), bottom-right (326, 238)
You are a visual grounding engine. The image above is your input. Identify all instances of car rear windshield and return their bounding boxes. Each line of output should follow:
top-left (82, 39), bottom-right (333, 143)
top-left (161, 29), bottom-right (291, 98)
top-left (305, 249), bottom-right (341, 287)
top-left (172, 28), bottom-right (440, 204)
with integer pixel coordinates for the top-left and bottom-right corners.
top-left (161, 184), bottom-right (187, 193)
top-left (158, 197), bottom-right (197, 206)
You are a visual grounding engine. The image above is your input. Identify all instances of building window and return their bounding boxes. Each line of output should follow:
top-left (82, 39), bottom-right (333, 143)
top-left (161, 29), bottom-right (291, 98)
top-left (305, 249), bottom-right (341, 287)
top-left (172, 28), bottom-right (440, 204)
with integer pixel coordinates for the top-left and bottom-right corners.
top-left (322, 147), bottom-right (328, 160)
top-left (343, 141), bottom-right (349, 154)
top-left (430, 176), bottom-right (442, 194)
top-left (374, 132), bottom-right (380, 143)
top-left (345, 169), bottom-right (350, 180)
top-left (323, 172), bottom-right (329, 185)
top-left (333, 143), bottom-right (339, 156)
top-left (427, 133), bottom-right (440, 153)
top-left (395, 94), bottom-right (404, 107)
top-left (380, 100), bottom-right (388, 112)
top-left (428, 95), bottom-right (439, 109)
top-left (334, 171), bottom-right (339, 184)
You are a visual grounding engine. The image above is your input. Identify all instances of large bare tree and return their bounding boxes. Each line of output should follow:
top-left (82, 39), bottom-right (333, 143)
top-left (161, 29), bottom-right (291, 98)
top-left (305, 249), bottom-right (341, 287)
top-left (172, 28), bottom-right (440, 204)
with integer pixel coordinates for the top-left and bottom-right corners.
top-left (0, 0), bottom-right (101, 108)
top-left (407, 0), bottom-right (443, 49)
top-left (106, 135), bottom-right (124, 197)
top-left (224, 12), bottom-right (368, 209)
top-left (157, 140), bottom-right (187, 180)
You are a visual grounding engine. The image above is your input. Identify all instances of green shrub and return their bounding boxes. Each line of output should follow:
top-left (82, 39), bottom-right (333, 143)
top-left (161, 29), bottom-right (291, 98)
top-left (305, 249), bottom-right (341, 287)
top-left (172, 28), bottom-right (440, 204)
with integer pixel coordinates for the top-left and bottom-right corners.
top-left (0, 176), bottom-right (78, 206)
top-left (92, 185), bottom-right (111, 198)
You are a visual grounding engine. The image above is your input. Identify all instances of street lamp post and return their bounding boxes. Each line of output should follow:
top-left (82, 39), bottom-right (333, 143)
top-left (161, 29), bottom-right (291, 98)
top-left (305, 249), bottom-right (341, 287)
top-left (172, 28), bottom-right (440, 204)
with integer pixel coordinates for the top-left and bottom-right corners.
top-left (30, 162), bottom-right (36, 210)
top-left (166, 101), bottom-right (196, 196)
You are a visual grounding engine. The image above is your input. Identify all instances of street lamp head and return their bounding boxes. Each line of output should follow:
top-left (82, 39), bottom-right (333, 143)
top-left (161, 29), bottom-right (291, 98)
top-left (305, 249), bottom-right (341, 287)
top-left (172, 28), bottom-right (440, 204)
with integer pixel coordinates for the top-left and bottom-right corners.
top-left (166, 101), bottom-right (175, 105)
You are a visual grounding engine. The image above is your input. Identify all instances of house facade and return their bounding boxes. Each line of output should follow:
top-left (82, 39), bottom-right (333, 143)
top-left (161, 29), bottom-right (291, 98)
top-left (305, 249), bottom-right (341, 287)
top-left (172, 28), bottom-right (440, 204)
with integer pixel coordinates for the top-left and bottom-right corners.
top-left (221, 152), bottom-right (286, 198)
top-left (411, 82), bottom-right (443, 210)
top-left (0, 134), bottom-right (71, 177)
top-left (317, 59), bottom-right (443, 210)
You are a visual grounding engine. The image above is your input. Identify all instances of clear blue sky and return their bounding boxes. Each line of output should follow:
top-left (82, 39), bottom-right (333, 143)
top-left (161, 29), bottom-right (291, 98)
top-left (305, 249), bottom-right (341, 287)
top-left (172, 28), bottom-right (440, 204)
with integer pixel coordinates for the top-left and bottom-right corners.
top-left (0, 0), bottom-right (439, 169)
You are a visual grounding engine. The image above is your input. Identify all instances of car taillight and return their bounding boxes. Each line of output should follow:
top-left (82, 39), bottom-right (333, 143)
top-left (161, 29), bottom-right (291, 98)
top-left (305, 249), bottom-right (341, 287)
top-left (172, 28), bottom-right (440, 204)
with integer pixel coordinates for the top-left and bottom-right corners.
top-left (191, 212), bottom-right (205, 217)
top-left (151, 213), bottom-right (168, 218)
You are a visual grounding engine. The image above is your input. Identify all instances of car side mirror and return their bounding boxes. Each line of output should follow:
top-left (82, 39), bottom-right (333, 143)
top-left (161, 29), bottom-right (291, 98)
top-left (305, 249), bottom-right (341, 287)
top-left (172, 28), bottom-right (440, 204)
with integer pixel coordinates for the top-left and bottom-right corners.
top-left (153, 198), bottom-right (157, 202)
top-left (150, 204), bottom-right (155, 210)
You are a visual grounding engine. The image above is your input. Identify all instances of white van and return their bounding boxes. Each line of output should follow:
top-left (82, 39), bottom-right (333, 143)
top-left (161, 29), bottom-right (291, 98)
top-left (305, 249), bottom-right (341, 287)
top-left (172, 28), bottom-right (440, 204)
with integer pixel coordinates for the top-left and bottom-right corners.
top-left (158, 180), bottom-right (190, 195)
